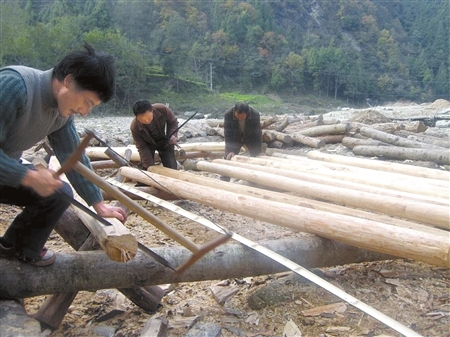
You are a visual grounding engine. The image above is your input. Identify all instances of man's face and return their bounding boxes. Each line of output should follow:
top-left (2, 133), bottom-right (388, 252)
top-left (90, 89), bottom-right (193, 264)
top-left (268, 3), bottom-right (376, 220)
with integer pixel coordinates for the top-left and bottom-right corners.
top-left (137, 109), bottom-right (154, 124)
top-left (234, 110), bottom-right (247, 121)
top-left (56, 75), bottom-right (101, 118)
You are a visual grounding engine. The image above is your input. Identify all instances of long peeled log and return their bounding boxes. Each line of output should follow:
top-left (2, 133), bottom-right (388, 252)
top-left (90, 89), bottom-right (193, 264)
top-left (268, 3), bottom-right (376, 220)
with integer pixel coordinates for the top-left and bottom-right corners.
top-left (226, 157), bottom-right (447, 207)
top-left (352, 145), bottom-right (450, 166)
top-left (306, 151), bottom-right (450, 181)
top-left (198, 160), bottom-right (449, 229)
top-left (147, 166), bottom-right (446, 233)
top-left (119, 167), bottom-right (450, 267)
top-left (251, 154), bottom-right (449, 197)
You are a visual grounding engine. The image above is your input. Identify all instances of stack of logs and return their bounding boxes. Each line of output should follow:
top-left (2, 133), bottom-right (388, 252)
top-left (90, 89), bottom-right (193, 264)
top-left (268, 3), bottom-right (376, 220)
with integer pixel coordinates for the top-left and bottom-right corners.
top-left (175, 114), bottom-right (450, 166)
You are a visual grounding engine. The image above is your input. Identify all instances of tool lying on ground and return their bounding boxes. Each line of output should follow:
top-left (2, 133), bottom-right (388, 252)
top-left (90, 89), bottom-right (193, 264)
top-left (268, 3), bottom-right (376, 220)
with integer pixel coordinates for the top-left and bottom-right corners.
top-left (55, 130), bottom-right (231, 274)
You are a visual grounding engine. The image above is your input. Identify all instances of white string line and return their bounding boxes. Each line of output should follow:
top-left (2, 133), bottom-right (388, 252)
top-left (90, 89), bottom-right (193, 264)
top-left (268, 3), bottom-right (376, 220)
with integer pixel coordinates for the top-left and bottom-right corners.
top-left (106, 178), bottom-right (423, 337)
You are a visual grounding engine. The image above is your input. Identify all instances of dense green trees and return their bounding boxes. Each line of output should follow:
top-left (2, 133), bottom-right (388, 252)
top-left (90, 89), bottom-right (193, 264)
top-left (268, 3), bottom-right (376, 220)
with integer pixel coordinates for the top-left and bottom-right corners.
top-left (1, 0), bottom-right (448, 109)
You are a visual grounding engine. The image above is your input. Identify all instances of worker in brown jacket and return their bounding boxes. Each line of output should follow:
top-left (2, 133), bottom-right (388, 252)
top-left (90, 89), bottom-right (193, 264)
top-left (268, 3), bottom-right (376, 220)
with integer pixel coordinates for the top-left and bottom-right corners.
top-left (130, 99), bottom-right (179, 170)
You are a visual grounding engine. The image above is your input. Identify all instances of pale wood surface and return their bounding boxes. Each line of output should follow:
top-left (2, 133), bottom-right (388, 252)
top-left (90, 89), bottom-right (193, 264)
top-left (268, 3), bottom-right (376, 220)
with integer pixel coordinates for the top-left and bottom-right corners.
top-left (119, 167), bottom-right (450, 267)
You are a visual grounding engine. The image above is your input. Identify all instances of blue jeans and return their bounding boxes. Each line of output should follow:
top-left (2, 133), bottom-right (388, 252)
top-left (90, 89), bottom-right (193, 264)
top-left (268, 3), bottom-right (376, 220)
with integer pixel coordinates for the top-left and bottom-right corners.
top-left (0, 181), bottom-right (72, 260)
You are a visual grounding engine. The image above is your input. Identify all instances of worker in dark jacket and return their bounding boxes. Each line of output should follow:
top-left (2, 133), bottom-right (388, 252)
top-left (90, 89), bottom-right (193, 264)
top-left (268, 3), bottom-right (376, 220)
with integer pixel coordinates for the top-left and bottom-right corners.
top-left (223, 102), bottom-right (263, 159)
top-left (130, 99), bottom-right (179, 170)
top-left (221, 102), bottom-right (263, 181)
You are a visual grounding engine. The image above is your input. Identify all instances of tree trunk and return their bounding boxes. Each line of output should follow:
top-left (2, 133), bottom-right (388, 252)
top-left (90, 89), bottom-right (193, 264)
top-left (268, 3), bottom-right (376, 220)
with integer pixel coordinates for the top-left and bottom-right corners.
top-left (275, 117), bottom-right (291, 132)
top-left (225, 157), bottom-right (447, 206)
top-left (293, 123), bottom-right (350, 137)
top-left (316, 134), bottom-right (345, 144)
top-left (359, 126), bottom-right (446, 150)
top-left (147, 166), bottom-right (445, 232)
top-left (291, 133), bottom-right (325, 148)
top-left (341, 136), bottom-right (390, 149)
top-left (261, 116), bottom-right (277, 129)
top-left (406, 134), bottom-right (450, 148)
top-left (271, 152), bottom-right (449, 193)
top-left (263, 130), bottom-right (292, 143)
top-left (305, 151), bottom-right (450, 181)
top-left (196, 160), bottom-right (448, 229)
top-left (118, 167), bottom-right (450, 267)
top-left (0, 237), bottom-right (396, 298)
top-left (352, 145), bottom-right (450, 165)
top-left (85, 143), bottom-right (226, 161)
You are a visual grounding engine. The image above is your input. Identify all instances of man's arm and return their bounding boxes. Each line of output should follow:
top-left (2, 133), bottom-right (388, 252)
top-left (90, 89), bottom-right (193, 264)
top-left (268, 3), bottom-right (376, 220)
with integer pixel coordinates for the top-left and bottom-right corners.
top-left (48, 120), bottom-right (126, 222)
top-left (0, 70), bottom-right (29, 187)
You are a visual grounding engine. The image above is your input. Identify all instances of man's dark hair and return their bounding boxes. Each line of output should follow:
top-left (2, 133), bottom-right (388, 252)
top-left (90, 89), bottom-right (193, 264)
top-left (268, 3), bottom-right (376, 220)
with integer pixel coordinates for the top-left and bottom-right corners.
top-left (132, 99), bottom-right (152, 116)
top-left (234, 102), bottom-right (249, 113)
top-left (53, 42), bottom-right (115, 102)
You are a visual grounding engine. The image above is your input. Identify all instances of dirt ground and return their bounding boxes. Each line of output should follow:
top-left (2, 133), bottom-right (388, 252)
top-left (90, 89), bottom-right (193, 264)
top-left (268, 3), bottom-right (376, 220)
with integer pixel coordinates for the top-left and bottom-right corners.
top-left (0, 100), bottom-right (449, 337)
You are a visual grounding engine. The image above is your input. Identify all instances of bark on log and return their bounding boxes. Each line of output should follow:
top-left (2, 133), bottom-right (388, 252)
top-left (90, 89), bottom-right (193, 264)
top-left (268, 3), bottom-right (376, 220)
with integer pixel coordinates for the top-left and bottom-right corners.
top-left (0, 237), bottom-right (397, 298)
top-left (305, 151), bottom-right (450, 181)
top-left (200, 159), bottom-right (449, 229)
top-left (261, 116), bottom-right (277, 129)
top-left (292, 123), bottom-right (350, 137)
top-left (263, 130), bottom-right (292, 143)
top-left (119, 167), bottom-right (450, 267)
top-left (341, 136), bottom-right (390, 149)
top-left (275, 117), bottom-right (291, 132)
top-left (291, 133), bottom-right (325, 148)
top-left (406, 134), bottom-right (450, 148)
top-left (359, 126), bottom-right (446, 150)
top-left (316, 134), bottom-right (345, 144)
top-left (367, 123), bottom-right (404, 134)
top-left (268, 140), bottom-right (284, 148)
top-left (85, 143), bottom-right (226, 161)
top-left (148, 166), bottom-right (445, 232)
top-left (262, 131), bottom-right (276, 143)
top-left (286, 115), bottom-right (323, 131)
top-left (245, 153), bottom-right (449, 198)
top-left (353, 145), bottom-right (450, 166)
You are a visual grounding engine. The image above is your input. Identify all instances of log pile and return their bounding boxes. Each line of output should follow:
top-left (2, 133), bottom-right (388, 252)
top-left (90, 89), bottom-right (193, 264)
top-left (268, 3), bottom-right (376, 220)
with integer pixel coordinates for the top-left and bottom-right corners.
top-left (149, 114), bottom-right (450, 166)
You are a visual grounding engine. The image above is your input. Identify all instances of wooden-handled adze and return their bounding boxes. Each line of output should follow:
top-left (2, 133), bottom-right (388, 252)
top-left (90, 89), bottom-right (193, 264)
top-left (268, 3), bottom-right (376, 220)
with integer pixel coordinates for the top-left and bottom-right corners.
top-left (57, 130), bottom-right (231, 274)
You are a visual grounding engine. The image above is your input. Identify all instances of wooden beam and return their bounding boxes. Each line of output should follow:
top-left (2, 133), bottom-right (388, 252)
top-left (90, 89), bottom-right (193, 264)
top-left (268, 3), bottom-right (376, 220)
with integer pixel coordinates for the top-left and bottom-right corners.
top-left (197, 160), bottom-right (449, 229)
top-left (119, 167), bottom-right (450, 267)
top-left (147, 166), bottom-right (445, 234)
top-left (306, 150), bottom-right (450, 181)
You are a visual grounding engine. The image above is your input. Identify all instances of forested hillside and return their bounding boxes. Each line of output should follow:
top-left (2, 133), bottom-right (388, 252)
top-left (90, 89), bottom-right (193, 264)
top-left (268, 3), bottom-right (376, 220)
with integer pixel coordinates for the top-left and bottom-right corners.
top-left (1, 0), bottom-right (448, 110)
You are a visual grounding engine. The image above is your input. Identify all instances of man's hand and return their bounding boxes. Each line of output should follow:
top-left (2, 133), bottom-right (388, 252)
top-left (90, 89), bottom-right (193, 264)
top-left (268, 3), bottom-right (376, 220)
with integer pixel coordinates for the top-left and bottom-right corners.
top-left (21, 168), bottom-right (63, 197)
top-left (169, 135), bottom-right (178, 145)
top-left (226, 152), bottom-right (235, 160)
top-left (93, 202), bottom-right (128, 224)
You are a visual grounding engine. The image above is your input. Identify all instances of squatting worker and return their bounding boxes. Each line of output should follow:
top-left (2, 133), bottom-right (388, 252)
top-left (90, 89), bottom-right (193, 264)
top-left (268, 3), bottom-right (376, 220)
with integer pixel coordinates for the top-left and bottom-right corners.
top-left (221, 102), bottom-right (263, 181)
top-left (0, 43), bottom-right (127, 267)
top-left (130, 99), bottom-right (179, 170)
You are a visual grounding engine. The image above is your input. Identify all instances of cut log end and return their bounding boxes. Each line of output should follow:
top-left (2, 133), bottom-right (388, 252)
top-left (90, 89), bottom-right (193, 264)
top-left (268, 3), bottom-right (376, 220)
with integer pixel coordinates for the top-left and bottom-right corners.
top-left (102, 234), bottom-right (138, 262)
